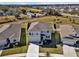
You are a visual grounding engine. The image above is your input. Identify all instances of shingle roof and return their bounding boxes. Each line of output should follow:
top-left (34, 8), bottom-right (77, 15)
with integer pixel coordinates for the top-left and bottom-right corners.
top-left (28, 22), bottom-right (53, 31)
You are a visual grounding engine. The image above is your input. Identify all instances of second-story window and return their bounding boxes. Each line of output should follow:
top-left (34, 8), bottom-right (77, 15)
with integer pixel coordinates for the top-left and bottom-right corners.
top-left (47, 30), bottom-right (49, 33)
top-left (36, 33), bottom-right (38, 35)
top-left (41, 31), bottom-right (43, 33)
top-left (29, 33), bottom-right (31, 35)
top-left (32, 33), bottom-right (33, 35)
top-left (46, 36), bottom-right (50, 38)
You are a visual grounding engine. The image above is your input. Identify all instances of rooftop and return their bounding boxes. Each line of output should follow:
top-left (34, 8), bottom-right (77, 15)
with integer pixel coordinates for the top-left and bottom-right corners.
top-left (28, 22), bottom-right (53, 31)
top-left (60, 25), bottom-right (76, 38)
top-left (60, 25), bottom-right (79, 44)
top-left (0, 24), bottom-right (21, 41)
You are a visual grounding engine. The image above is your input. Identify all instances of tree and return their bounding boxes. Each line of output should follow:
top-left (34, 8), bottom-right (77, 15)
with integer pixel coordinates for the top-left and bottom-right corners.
top-left (73, 19), bottom-right (75, 23)
top-left (21, 9), bottom-right (26, 14)
top-left (46, 8), bottom-right (62, 16)
top-left (54, 11), bottom-right (62, 16)
top-left (54, 24), bottom-right (56, 29)
top-left (2, 8), bottom-right (8, 13)
top-left (47, 8), bottom-right (55, 15)
top-left (15, 14), bottom-right (20, 19)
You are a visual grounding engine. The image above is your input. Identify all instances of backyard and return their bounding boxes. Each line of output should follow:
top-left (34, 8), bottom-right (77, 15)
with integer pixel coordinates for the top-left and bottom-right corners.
top-left (20, 23), bottom-right (28, 46)
top-left (0, 23), bottom-right (28, 56)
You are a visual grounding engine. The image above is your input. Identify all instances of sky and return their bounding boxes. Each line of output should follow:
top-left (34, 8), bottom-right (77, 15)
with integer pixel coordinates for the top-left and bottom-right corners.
top-left (0, 0), bottom-right (79, 2)
top-left (0, 0), bottom-right (79, 4)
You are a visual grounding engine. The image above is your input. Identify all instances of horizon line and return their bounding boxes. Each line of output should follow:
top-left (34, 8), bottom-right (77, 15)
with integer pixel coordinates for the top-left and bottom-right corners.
top-left (0, 2), bottom-right (79, 5)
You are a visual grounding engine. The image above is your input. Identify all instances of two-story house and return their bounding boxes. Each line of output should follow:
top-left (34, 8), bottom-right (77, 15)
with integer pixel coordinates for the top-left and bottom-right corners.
top-left (28, 22), bottom-right (53, 45)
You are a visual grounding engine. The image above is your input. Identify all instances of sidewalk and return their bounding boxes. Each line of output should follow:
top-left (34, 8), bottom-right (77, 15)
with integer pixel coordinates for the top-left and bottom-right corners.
top-left (26, 43), bottom-right (39, 57)
top-left (3, 53), bottom-right (26, 57)
top-left (63, 45), bottom-right (77, 57)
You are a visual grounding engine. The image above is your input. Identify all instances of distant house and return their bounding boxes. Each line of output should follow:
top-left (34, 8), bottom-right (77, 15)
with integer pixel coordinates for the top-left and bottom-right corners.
top-left (5, 11), bottom-right (17, 15)
top-left (35, 13), bottom-right (44, 17)
top-left (0, 11), bottom-right (5, 15)
top-left (28, 22), bottom-right (53, 45)
top-left (27, 12), bottom-right (36, 18)
top-left (27, 12), bottom-right (44, 18)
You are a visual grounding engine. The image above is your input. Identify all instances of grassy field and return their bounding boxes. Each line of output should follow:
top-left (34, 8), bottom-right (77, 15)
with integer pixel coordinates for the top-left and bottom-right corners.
top-left (26, 16), bottom-right (77, 24)
top-left (18, 7), bottom-right (42, 13)
top-left (0, 16), bottom-right (16, 24)
top-left (27, 8), bottom-right (42, 13)
top-left (0, 15), bottom-right (79, 25)
top-left (64, 11), bottom-right (79, 15)
top-left (1, 46), bottom-right (28, 56)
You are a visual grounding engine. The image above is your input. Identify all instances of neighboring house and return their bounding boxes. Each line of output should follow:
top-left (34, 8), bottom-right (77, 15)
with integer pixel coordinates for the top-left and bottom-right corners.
top-left (0, 11), bottom-right (5, 15)
top-left (27, 12), bottom-right (44, 18)
top-left (27, 12), bottom-right (36, 18)
top-left (35, 13), bottom-right (44, 17)
top-left (0, 24), bottom-right (21, 47)
top-left (60, 25), bottom-right (79, 46)
top-left (5, 11), bottom-right (17, 15)
top-left (28, 22), bottom-right (53, 45)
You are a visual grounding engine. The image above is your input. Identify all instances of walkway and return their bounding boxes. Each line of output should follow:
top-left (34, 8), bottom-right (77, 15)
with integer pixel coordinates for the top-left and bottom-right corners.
top-left (26, 43), bottom-right (39, 57)
top-left (63, 45), bottom-right (77, 57)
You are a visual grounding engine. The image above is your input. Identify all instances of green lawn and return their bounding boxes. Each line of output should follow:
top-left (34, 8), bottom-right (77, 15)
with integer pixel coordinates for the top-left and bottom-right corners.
top-left (26, 15), bottom-right (79, 25)
top-left (20, 23), bottom-right (28, 46)
top-left (51, 31), bottom-right (61, 44)
top-left (26, 8), bottom-right (42, 13)
top-left (27, 16), bottom-right (72, 24)
top-left (1, 46), bottom-right (28, 56)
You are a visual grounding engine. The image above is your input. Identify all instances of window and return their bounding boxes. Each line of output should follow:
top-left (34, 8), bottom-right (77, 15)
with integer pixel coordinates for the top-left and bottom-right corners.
top-left (46, 36), bottom-right (50, 38)
top-left (41, 31), bottom-right (43, 33)
top-left (36, 33), bottom-right (38, 35)
top-left (32, 33), bottom-right (33, 35)
top-left (29, 33), bottom-right (31, 35)
top-left (47, 30), bottom-right (49, 33)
